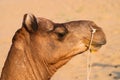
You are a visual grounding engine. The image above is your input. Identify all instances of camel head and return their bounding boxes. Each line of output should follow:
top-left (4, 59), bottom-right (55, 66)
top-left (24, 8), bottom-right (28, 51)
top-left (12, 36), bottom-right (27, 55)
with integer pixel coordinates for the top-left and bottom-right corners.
top-left (0, 14), bottom-right (106, 80)
top-left (22, 13), bottom-right (106, 75)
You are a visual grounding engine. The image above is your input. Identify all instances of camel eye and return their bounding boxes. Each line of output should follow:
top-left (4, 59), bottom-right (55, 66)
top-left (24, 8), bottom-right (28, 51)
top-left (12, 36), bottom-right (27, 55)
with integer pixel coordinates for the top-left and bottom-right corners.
top-left (54, 27), bottom-right (66, 40)
top-left (53, 24), bottom-right (68, 40)
top-left (57, 32), bottom-right (65, 38)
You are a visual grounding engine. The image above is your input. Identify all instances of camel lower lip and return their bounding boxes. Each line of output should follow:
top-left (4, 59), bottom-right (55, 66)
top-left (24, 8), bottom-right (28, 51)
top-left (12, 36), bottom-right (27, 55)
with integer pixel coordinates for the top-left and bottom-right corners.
top-left (90, 49), bottom-right (98, 53)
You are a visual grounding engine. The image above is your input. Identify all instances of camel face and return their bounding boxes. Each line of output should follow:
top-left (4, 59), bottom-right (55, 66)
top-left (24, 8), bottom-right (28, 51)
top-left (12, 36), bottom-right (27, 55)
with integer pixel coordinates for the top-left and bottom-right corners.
top-left (21, 14), bottom-right (106, 68)
top-left (0, 14), bottom-right (106, 80)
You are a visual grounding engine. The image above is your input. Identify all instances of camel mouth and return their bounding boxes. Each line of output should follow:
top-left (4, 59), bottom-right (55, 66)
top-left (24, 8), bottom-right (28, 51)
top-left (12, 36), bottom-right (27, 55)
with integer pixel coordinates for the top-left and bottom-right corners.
top-left (90, 44), bottom-right (102, 53)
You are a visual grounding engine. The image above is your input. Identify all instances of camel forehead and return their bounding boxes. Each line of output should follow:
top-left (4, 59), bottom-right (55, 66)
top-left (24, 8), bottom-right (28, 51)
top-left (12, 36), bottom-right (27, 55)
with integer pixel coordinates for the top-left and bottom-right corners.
top-left (36, 17), bottom-right (54, 31)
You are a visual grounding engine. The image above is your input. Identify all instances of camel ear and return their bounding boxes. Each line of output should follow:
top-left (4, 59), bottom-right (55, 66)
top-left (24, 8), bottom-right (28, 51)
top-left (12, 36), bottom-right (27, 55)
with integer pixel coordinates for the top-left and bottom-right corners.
top-left (22, 13), bottom-right (38, 33)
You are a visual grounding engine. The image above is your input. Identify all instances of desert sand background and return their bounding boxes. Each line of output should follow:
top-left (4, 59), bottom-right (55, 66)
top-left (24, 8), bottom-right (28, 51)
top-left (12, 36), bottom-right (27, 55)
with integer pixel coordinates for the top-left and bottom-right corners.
top-left (0, 0), bottom-right (120, 80)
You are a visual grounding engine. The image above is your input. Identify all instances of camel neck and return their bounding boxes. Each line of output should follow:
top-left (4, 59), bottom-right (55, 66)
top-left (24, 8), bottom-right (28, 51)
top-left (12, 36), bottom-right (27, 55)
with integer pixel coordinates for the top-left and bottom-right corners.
top-left (0, 45), bottom-right (53, 80)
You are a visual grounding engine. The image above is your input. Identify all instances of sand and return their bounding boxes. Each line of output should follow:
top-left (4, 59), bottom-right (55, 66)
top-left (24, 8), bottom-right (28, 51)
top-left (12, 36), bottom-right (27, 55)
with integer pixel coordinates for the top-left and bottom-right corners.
top-left (0, 0), bottom-right (120, 80)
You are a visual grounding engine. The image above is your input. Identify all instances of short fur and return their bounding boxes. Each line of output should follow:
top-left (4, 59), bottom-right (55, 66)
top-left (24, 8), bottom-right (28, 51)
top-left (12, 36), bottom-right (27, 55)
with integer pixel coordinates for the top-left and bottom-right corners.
top-left (0, 14), bottom-right (106, 80)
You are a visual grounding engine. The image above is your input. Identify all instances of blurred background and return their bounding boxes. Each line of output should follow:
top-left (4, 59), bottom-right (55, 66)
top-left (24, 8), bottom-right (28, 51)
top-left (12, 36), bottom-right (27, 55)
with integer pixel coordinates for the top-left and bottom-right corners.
top-left (0, 0), bottom-right (120, 80)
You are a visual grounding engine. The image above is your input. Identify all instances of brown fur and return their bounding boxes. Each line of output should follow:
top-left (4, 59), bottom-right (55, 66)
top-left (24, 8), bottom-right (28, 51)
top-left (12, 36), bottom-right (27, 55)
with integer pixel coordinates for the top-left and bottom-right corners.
top-left (0, 14), bottom-right (106, 80)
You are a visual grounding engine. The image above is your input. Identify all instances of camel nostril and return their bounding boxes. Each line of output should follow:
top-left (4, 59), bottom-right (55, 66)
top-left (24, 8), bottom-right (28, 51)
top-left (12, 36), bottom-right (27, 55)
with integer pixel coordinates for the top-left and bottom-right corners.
top-left (96, 39), bottom-right (106, 45)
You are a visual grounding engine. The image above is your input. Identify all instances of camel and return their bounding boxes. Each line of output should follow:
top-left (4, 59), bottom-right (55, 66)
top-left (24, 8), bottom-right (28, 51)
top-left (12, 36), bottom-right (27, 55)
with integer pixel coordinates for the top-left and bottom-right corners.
top-left (0, 14), bottom-right (106, 80)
